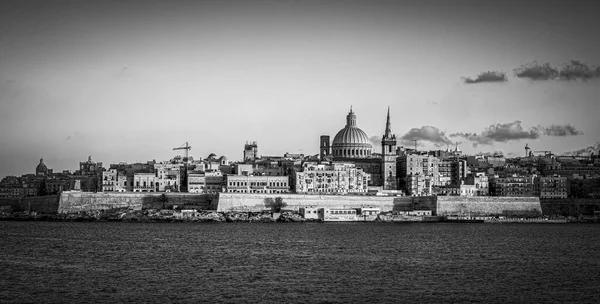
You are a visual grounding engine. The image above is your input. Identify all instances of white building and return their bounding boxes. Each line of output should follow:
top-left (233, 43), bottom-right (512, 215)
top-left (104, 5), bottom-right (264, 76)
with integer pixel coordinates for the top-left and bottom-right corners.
top-left (295, 162), bottom-right (370, 194)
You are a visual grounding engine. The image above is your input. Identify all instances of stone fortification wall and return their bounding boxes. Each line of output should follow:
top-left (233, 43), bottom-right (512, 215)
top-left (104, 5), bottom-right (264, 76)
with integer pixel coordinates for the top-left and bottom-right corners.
top-left (0, 196), bottom-right (60, 214)
top-left (437, 196), bottom-right (542, 217)
top-left (216, 193), bottom-right (398, 212)
top-left (540, 198), bottom-right (600, 216)
top-left (58, 192), bottom-right (215, 214)
top-left (392, 196), bottom-right (437, 212)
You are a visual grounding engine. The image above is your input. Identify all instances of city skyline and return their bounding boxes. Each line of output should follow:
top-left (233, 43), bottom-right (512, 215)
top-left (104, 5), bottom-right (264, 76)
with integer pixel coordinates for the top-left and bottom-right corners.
top-left (2, 0), bottom-right (600, 177)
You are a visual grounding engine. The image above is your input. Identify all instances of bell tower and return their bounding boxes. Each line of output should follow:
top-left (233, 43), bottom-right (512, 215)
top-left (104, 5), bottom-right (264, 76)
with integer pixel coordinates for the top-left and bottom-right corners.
top-left (320, 135), bottom-right (330, 160)
top-left (381, 107), bottom-right (397, 190)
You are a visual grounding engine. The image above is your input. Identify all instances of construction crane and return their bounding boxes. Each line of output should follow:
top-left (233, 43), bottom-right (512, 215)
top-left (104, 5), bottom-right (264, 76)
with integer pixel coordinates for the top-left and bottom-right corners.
top-left (173, 142), bottom-right (192, 164)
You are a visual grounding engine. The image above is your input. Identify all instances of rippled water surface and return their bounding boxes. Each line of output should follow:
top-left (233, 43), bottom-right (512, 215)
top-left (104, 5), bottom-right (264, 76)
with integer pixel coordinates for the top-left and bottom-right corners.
top-left (1, 222), bottom-right (600, 303)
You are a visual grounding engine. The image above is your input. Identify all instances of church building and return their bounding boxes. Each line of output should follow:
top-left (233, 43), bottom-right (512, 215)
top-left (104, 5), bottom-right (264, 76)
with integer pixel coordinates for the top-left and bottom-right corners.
top-left (320, 107), bottom-right (397, 188)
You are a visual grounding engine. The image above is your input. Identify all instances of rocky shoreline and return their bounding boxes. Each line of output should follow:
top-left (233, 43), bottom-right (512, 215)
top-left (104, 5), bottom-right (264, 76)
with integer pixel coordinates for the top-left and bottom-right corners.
top-left (0, 209), bottom-right (314, 223)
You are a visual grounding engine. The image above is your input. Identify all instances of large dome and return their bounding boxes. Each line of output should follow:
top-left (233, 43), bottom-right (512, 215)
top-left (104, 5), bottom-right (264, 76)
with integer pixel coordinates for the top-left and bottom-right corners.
top-left (332, 108), bottom-right (372, 158)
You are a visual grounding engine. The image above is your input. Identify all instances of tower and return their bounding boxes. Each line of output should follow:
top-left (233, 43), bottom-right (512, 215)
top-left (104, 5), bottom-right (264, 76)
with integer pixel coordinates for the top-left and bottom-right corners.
top-left (320, 135), bottom-right (331, 160)
top-left (243, 141), bottom-right (258, 162)
top-left (381, 107), bottom-right (397, 190)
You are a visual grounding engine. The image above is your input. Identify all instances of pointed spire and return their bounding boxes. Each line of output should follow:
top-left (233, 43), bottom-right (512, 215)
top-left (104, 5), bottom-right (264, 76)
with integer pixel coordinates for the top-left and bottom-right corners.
top-left (384, 106), bottom-right (392, 138)
top-left (349, 105), bottom-right (353, 114)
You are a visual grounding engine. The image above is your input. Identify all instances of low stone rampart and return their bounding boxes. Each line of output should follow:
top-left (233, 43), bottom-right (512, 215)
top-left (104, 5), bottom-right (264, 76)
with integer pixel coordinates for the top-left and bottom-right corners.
top-left (0, 196), bottom-right (60, 214)
top-left (216, 193), bottom-right (398, 212)
top-left (58, 192), bottom-right (215, 214)
top-left (437, 196), bottom-right (542, 217)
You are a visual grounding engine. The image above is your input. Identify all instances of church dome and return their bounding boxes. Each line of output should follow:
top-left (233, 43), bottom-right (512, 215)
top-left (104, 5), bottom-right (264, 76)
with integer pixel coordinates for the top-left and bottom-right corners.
top-left (36, 158), bottom-right (48, 176)
top-left (332, 108), bottom-right (372, 159)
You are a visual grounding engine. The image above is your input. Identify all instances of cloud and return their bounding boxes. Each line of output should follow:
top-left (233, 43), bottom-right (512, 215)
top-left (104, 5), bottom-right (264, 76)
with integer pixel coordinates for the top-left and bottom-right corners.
top-left (475, 151), bottom-right (504, 157)
top-left (558, 60), bottom-right (599, 81)
top-left (463, 71), bottom-right (507, 84)
top-left (450, 121), bottom-right (541, 146)
top-left (513, 61), bottom-right (559, 80)
top-left (451, 121), bottom-right (584, 147)
top-left (563, 142), bottom-right (600, 156)
top-left (400, 126), bottom-right (452, 147)
top-left (514, 60), bottom-right (600, 81)
top-left (369, 136), bottom-right (382, 147)
top-left (539, 124), bottom-right (584, 136)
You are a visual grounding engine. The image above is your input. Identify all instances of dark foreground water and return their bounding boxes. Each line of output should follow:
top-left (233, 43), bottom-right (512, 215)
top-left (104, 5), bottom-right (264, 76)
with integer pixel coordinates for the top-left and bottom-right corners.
top-left (1, 222), bottom-right (599, 303)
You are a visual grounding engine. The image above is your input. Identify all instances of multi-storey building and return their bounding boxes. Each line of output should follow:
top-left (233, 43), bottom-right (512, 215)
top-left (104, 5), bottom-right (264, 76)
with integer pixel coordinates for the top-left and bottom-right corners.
top-left (489, 175), bottom-right (537, 197)
top-left (154, 163), bottom-right (181, 192)
top-left (465, 172), bottom-right (489, 196)
top-left (224, 175), bottom-right (289, 194)
top-left (295, 162), bottom-right (370, 194)
top-left (397, 154), bottom-right (439, 195)
top-left (101, 169), bottom-right (127, 192)
top-left (537, 176), bottom-right (567, 199)
top-left (188, 171), bottom-right (224, 194)
top-left (133, 173), bottom-right (158, 192)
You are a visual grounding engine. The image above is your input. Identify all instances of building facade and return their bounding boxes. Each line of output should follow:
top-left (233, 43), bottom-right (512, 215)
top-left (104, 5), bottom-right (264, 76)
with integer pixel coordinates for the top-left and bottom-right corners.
top-left (295, 162), bottom-right (370, 194)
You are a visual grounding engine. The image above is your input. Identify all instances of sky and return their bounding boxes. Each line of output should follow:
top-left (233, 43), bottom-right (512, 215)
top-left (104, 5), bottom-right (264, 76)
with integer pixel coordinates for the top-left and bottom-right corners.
top-left (1, 0), bottom-right (599, 177)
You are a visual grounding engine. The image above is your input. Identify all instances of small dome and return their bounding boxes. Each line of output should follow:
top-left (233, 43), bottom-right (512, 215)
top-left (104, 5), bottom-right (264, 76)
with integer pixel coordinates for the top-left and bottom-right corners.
top-left (207, 153), bottom-right (217, 160)
top-left (219, 156), bottom-right (227, 160)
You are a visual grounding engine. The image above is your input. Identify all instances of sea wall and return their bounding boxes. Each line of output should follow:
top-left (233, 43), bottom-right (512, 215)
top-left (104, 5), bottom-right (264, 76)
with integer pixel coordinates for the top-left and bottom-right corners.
top-left (0, 196), bottom-right (60, 214)
top-left (540, 198), bottom-right (600, 216)
top-left (216, 193), bottom-right (399, 212)
top-left (58, 192), bottom-right (216, 214)
top-left (437, 196), bottom-right (543, 217)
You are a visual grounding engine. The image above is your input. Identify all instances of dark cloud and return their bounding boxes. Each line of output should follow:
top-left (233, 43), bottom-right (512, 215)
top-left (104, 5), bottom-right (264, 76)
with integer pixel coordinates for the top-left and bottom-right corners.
top-left (400, 126), bottom-right (452, 147)
top-left (558, 60), bottom-right (599, 81)
top-left (475, 151), bottom-right (504, 157)
top-left (513, 61), bottom-right (559, 80)
top-left (451, 121), bottom-right (584, 147)
top-left (539, 124), bottom-right (584, 136)
top-left (563, 142), bottom-right (600, 156)
top-left (450, 121), bottom-right (540, 147)
top-left (514, 60), bottom-right (600, 81)
top-left (463, 71), bottom-right (507, 84)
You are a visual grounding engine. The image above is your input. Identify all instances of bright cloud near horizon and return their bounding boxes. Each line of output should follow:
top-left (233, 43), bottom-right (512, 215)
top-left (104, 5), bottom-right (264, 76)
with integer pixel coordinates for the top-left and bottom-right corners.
top-left (1, 0), bottom-right (599, 177)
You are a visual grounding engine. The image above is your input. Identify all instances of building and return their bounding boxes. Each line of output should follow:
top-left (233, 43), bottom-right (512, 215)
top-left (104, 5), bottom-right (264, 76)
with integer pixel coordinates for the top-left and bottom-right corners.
top-left (79, 156), bottom-right (102, 175)
top-left (320, 135), bottom-right (331, 160)
top-left (101, 169), bottom-right (127, 192)
top-left (188, 171), bottom-right (224, 194)
top-left (331, 107), bottom-right (372, 158)
top-left (35, 158), bottom-right (50, 177)
top-left (397, 154), bottom-right (439, 195)
top-left (489, 175), bottom-right (537, 197)
top-left (154, 163), bottom-right (181, 192)
top-left (321, 107), bottom-right (386, 186)
top-left (132, 173), bottom-right (158, 192)
top-left (538, 176), bottom-right (567, 199)
top-left (381, 107), bottom-right (397, 190)
top-left (224, 175), bottom-right (289, 194)
top-left (243, 141), bottom-right (259, 162)
top-left (465, 173), bottom-right (489, 196)
top-left (295, 162), bottom-right (370, 194)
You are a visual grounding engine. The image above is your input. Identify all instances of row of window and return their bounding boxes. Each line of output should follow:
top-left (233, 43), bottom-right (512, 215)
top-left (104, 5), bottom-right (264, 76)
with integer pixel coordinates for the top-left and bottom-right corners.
top-left (333, 148), bottom-right (370, 157)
